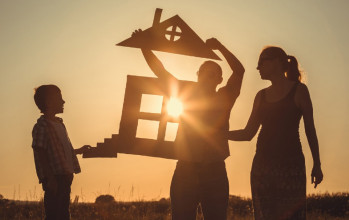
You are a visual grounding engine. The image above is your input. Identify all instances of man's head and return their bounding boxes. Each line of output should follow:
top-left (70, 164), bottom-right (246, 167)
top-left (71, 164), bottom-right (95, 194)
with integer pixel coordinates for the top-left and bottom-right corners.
top-left (197, 61), bottom-right (223, 89)
top-left (34, 85), bottom-right (65, 114)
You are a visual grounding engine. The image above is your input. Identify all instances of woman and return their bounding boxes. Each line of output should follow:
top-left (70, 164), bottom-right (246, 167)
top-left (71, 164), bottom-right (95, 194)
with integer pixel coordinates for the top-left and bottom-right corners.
top-left (228, 46), bottom-right (323, 219)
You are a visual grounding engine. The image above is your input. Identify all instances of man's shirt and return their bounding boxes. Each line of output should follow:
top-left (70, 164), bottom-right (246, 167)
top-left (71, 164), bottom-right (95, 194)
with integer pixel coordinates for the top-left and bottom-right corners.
top-left (175, 84), bottom-right (239, 162)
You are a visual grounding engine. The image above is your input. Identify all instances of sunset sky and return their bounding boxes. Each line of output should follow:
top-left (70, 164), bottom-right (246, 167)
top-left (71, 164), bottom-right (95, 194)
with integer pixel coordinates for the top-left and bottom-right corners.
top-left (1, 0), bottom-right (348, 202)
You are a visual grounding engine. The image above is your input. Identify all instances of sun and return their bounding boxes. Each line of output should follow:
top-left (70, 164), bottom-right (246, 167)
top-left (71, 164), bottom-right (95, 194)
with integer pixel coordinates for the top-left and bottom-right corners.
top-left (167, 97), bottom-right (183, 117)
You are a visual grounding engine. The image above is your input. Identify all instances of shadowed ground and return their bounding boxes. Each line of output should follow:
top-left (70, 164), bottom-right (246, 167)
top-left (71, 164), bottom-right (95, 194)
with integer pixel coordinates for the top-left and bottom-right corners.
top-left (0, 193), bottom-right (347, 220)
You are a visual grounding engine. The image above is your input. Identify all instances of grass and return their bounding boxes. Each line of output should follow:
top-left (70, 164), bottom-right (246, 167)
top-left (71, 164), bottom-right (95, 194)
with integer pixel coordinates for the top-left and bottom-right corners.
top-left (0, 193), bottom-right (348, 219)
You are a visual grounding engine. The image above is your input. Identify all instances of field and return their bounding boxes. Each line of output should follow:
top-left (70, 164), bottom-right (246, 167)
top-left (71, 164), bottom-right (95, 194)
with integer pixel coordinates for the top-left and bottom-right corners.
top-left (0, 193), bottom-right (348, 219)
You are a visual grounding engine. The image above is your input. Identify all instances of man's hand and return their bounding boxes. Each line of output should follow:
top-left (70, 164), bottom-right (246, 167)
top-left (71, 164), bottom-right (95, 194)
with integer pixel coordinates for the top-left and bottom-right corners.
top-left (206, 38), bottom-right (223, 50)
top-left (132, 29), bottom-right (143, 37)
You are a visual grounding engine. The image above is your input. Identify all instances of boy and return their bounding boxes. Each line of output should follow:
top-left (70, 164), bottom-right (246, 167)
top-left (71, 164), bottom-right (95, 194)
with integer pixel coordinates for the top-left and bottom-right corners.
top-left (31, 84), bottom-right (90, 220)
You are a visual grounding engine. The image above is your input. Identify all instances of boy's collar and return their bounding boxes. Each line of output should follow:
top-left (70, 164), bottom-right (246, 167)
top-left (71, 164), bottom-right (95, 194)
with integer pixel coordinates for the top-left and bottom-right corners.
top-left (38, 115), bottom-right (63, 123)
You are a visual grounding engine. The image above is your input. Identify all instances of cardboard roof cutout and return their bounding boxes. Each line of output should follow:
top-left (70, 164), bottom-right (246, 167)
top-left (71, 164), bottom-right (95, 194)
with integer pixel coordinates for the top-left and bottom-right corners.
top-left (117, 8), bottom-right (221, 60)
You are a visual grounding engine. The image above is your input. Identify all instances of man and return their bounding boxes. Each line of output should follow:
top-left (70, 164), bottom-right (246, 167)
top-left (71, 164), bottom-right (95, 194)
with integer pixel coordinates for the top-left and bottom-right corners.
top-left (134, 29), bottom-right (244, 219)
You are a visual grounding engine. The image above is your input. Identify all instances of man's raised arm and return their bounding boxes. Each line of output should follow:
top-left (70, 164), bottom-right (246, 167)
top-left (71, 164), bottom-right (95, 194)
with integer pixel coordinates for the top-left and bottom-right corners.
top-left (207, 38), bottom-right (245, 98)
top-left (133, 29), bottom-right (177, 83)
top-left (141, 49), bottom-right (177, 83)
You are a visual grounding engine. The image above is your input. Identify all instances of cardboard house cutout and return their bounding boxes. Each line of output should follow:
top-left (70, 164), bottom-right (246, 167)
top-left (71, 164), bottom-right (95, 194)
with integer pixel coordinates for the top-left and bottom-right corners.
top-left (83, 9), bottom-right (217, 159)
top-left (83, 75), bottom-right (195, 159)
top-left (117, 8), bottom-right (221, 60)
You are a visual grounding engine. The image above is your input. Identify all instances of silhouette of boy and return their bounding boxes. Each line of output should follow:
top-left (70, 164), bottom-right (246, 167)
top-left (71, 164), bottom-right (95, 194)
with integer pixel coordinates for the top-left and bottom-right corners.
top-left (133, 29), bottom-right (245, 219)
top-left (31, 85), bottom-right (90, 220)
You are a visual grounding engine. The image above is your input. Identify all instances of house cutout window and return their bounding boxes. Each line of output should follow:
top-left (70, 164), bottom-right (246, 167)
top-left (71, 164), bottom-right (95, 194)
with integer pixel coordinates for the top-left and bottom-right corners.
top-left (164, 122), bottom-right (179, 141)
top-left (136, 119), bottom-right (160, 140)
top-left (165, 25), bottom-right (182, 42)
top-left (140, 94), bottom-right (163, 114)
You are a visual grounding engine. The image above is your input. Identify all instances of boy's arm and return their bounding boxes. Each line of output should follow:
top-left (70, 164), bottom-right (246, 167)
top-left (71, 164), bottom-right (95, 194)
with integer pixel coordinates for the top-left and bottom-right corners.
top-left (36, 149), bottom-right (55, 180)
top-left (74, 145), bottom-right (91, 155)
top-left (32, 123), bottom-right (49, 182)
top-left (34, 148), bottom-right (58, 193)
top-left (207, 38), bottom-right (245, 98)
top-left (32, 123), bottom-right (57, 192)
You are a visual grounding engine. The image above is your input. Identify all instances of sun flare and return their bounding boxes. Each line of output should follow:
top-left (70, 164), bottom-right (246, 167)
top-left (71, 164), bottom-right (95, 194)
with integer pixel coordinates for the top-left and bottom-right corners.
top-left (167, 97), bottom-right (183, 117)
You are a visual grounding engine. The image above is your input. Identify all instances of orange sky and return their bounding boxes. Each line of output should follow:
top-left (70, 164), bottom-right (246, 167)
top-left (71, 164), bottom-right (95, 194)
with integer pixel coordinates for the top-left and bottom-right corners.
top-left (0, 0), bottom-right (348, 202)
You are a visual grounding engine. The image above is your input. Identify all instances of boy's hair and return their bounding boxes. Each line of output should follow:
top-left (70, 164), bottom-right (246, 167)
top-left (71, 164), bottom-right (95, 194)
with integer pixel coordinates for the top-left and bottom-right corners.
top-left (34, 84), bottom-right (61, 113)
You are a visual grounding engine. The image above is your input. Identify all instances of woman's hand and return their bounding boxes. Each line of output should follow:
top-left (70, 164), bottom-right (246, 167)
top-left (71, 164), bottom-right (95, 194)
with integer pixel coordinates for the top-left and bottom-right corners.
top-left (311, 164), bottom-right (323, 188)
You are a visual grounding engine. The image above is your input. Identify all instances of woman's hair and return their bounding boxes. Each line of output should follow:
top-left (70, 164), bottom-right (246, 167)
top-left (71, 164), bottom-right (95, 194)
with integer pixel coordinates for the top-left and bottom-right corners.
top-left (34, 84), bottom-right (61, 113)
top-left (261, 46), bottom-right (302, 82)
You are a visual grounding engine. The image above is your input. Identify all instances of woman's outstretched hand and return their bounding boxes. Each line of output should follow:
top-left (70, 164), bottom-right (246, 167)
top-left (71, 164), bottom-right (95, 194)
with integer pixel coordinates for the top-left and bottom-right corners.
top-left (311, 164), bottom-right (323, 188)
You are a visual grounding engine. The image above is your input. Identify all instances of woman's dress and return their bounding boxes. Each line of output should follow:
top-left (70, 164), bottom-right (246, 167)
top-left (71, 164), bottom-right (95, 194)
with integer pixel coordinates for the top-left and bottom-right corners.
top-left (251, 83), bottom-right (306, 220)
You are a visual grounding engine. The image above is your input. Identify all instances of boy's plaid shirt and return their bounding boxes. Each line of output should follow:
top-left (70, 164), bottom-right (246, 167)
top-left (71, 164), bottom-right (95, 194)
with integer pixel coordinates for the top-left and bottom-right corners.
top-left (32, 116), bottom-right (81, 183)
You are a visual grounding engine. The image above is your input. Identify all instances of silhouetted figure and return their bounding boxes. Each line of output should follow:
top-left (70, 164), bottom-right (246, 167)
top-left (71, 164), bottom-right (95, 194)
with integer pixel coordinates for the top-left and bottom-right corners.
top-left (133, 29), bottom-right (245, 220)
top-left (228, 47), bottom-right (323, 220)
top-left (32, 85), bottom-right (90, 220)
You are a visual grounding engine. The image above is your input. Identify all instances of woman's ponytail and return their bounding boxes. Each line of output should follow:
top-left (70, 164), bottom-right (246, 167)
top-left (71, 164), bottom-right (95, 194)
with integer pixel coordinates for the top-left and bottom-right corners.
top-left (286, 55), bottom-right (301, 82)
top-left (261, 47), bottom-right (303, 82)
